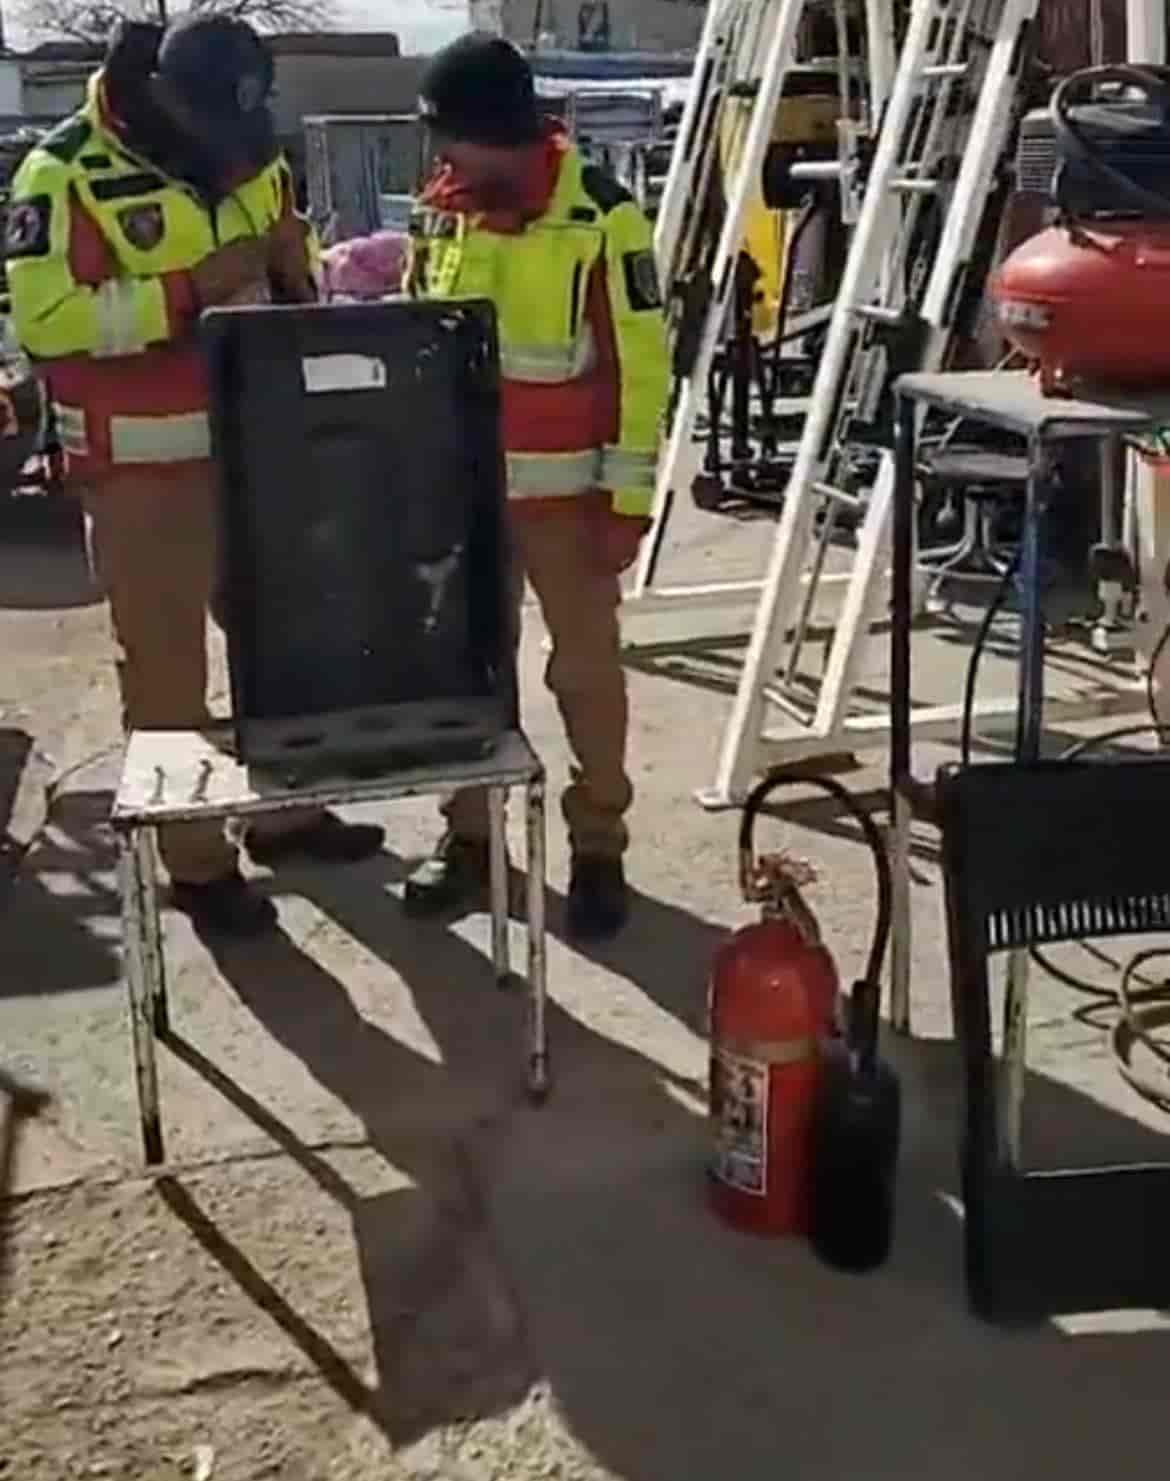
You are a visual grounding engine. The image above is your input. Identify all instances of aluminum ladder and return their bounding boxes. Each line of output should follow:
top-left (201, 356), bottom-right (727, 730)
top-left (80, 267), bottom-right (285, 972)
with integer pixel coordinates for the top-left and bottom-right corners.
top-left (700, 0), bottom-right (1038, 808)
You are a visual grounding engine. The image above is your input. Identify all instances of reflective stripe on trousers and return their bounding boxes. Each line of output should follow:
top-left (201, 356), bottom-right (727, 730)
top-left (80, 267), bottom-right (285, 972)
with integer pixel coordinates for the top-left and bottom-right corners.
top-left (600, 447), bottom-right (658, 489)
top-left (53, 402), bottom-right (89, 456)
top-left (506, 448), bottom-right (601, 497)
top-left (55, 405), bottom-right (212, 465)
top-left (110, 413), bottom-right (211, 464)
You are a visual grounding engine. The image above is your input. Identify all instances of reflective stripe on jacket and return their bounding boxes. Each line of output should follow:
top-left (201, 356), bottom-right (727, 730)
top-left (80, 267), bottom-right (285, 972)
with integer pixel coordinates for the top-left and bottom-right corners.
top-left (406, 145), bottom-right (668, 517)
top-left (5, 73), bottom-right (305, 481)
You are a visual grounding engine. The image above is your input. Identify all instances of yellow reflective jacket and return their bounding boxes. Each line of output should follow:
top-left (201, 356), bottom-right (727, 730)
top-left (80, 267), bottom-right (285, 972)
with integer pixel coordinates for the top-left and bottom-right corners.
top-left (406, 143), bottom-right (668, 518)
top-left (5, 73), bottom-right (311, 478)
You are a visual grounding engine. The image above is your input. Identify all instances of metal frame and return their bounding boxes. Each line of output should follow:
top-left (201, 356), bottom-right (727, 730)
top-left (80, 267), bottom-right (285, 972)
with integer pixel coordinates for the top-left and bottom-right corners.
top-left (699, 0), bottom-right (1042, 808)
top-left (888, 371), bottom-right (1156, 1039)
top-left (113, 728), bottom-right (549, 1165)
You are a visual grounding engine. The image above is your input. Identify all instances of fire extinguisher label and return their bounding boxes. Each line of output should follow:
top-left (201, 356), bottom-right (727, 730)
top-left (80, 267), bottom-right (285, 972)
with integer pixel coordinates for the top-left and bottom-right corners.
top-left (710, 1046), bottom-right (769, 1196)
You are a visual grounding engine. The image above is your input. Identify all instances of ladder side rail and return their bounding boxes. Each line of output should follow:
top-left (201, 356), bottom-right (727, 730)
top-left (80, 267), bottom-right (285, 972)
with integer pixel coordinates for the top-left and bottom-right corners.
top-left (865, 0), bottom-right (899, 121)
top-left (654, 0), bottom-right (742, 286)
top-left (812, 0), bottom-right (1039, 738)
top-left (633, 0), bottom-right (809, 599)
top-left (813, 0), bottom-right (978, 487)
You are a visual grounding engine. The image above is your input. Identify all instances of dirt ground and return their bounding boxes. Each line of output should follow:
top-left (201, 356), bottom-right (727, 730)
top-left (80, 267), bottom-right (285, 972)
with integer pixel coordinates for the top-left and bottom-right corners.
top-left (3, 489), bottom-right (1170, 1481)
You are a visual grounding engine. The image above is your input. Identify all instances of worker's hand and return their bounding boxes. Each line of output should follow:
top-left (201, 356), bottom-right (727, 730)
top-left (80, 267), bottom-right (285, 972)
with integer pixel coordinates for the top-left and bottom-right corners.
top-left (190, 239), bottom-right (270, 309)
top-left (268, 214), bottom-right (318, 305)
top-left (597, 510), bottom-right (651, 574)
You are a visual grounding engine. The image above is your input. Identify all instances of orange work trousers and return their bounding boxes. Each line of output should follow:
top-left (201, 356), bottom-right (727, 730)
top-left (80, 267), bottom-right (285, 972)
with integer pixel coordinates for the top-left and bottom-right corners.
top-left (444, 503), bottom-right (633, 858)
top-left (83, 464), bottom-right (318, 884)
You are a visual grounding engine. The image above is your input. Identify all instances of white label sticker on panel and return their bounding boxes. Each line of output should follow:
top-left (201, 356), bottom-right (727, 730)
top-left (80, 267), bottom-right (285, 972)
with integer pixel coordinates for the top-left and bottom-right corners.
top-left (301, 354), bottom-right (387, 394)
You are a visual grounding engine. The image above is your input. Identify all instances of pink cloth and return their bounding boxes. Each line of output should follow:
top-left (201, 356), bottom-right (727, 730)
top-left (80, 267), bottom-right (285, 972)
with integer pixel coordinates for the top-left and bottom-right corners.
top-left (321, 231), bottom-right (408, 301)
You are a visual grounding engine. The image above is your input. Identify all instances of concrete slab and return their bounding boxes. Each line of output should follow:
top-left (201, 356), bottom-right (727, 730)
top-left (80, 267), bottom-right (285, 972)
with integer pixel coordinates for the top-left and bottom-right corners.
top-left (3, 505), bottom-right (1170, 1481)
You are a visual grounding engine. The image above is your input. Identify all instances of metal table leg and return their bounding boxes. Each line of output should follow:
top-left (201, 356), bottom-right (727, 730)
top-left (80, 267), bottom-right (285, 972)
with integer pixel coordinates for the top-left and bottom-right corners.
top-left (889, 393), bottom-right (916, 1035)
top-left (120, 827), bottom-right (165, 1164)
top-left (488, 785), bottom-right (510, 988)
top-left (138, 827), bottom-right (168, 1035)
top-left (1014, 439), bottom-right (1049, 761)
top-left (524, 773), bottom-right (549, 1103)
top-left (1000, 438), bottom-right (1051, 1169)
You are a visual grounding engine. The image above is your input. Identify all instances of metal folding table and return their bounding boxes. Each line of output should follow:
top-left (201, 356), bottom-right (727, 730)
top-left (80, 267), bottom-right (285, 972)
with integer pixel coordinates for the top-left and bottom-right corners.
top-left (111, 727), bottom-right (548, 1164)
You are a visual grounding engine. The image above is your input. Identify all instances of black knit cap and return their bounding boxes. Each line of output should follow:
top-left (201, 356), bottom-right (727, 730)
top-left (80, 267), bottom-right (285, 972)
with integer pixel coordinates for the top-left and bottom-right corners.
top-left (419, 32), bottom-right (541, 147)
top-left (156, 12), bottom-right (275, 121)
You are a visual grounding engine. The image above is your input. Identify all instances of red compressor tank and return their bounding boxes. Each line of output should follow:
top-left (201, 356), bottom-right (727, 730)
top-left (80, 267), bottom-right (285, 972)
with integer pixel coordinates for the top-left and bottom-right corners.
top-left (993, 64), bottom-right (1170, 391)
top-left (993, 220), bottom-right (1170, 391)
top-left (708, 771), bottom-right (840, 1237)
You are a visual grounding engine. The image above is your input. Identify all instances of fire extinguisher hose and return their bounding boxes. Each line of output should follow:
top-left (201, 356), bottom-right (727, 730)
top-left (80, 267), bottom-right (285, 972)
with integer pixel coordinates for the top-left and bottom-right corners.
top-left (738, 767), bottom-right (893, 1070)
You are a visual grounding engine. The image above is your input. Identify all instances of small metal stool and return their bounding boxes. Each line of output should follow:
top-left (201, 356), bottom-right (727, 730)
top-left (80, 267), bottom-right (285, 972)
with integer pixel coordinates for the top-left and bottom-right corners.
top-left (111, 727), bottom-right (549, 1165)
top-left (916, 447), bottom-right (1028, 602)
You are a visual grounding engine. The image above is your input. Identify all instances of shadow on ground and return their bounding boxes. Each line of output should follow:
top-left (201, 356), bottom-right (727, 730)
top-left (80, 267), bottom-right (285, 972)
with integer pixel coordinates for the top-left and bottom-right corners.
top-left (146, 844), bottom-right (1170, 1477)
top-left (0, 786), bottom-right (122, 997)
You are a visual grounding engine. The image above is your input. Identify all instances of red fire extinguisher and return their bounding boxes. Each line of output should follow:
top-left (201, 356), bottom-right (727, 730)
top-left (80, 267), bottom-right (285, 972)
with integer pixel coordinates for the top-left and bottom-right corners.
top-left (708, 768), bottom-right (890, 1240)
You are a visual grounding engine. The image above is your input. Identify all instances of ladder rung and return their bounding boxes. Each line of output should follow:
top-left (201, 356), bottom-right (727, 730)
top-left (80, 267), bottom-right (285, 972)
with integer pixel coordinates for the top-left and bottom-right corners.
top-left (890, 177), bottom-right (940, 194)
top-left (851, 304), bottom-right (906, 327)
top-left (812, 481), bottom-right (865, 512)
top-left (789, 161), bottom-right (843, 182)
top-left (920, 63), bottom-right (969, 80)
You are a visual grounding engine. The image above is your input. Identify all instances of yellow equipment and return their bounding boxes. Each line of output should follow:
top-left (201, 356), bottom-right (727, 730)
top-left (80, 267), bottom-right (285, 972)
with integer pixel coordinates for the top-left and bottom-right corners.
top-left (719, 70), bottom-right (840, 336)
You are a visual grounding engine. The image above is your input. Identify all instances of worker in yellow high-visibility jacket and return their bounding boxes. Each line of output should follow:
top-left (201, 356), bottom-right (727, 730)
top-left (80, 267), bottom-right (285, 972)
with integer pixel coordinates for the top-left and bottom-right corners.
top-left (6, 16), bottom-right (382, 937)
top-left (404, 34), bottom-right (669, 939)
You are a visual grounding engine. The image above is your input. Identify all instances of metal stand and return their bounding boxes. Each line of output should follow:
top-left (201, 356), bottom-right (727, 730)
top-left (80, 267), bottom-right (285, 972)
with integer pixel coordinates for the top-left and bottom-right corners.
top-left (112, 728), bottom-right (549, 1165)
top-left (889, 371), bottom-right (1157, 1040)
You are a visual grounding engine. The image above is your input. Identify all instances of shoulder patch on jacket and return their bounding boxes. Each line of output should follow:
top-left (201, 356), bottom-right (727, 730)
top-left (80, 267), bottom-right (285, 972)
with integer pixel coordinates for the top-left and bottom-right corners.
top-left (4, 195), bottom-right (52, 260)
top-left (580, 164), bottom-right (632, 214)
top-left (622, 248), bottom-right (662, 312)
top-left (41, 116), bottom-right (92, 164)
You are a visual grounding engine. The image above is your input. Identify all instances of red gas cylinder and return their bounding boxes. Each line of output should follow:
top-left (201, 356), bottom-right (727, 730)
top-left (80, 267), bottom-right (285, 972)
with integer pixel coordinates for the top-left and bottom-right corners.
top-left (708, 776), bottom-right (840, 1238)
top-left (993, 220), bottom-right (1170, 390)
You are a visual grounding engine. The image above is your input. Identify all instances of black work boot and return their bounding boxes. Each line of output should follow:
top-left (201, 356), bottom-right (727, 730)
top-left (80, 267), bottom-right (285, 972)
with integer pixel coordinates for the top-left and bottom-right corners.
top-left (567, 854), bottom-right (629, 942)
top-left (403, 831), bottom-right (492, 918)
top-left (245, 813), bottom-right (384, 867)
top-left (171, 870), bottom-right (277, 939)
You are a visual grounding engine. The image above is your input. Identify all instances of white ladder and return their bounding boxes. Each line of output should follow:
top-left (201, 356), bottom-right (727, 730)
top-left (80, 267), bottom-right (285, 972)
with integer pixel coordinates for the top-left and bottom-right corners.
top-left (631, 0), bottom-right (879, 608)
top-left (700, 0), bottom-right (1040, 807)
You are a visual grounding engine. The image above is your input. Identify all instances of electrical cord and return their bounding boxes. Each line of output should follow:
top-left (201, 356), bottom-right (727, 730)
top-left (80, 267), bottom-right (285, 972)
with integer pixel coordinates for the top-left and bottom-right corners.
top-left (1025, 717), bottom-right (1170, 1111)
top-left (1112, 948), bottom-right (1170, 1113)
top-left (958, 546), bottom-right (1022, 766)
top-left (1146, 615), bottom-right (1170, 728)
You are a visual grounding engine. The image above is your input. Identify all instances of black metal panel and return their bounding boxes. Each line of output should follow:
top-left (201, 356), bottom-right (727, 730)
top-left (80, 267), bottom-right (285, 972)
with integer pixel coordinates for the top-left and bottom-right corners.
top-left (938, 759), bottom-right (1170, 953)
top-left (204, 298), bottom-right (515, 774)
top-left (937, 758), bottom-right (1170, 1323)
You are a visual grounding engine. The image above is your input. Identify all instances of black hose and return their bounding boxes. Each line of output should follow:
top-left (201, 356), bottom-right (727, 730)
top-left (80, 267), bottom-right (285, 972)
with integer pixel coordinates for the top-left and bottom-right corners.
top-left (958, 547), bottom-right (1022, 767)
top-left (1051, 64), bottom-right (1170, 222)
top-left (743, 764), bottom-right (900, 1018)
top-left (1146, 619), bottom-right (1170, 728)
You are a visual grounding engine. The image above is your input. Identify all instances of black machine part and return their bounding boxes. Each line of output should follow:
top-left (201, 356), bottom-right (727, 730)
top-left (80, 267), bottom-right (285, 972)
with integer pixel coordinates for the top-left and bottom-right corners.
top-left (1014, 64), bottom-right (1170, 219)
top-left (737, 766), bottom-right (900, 1274)
top-left (204, 298), bottom-right (515, 776)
